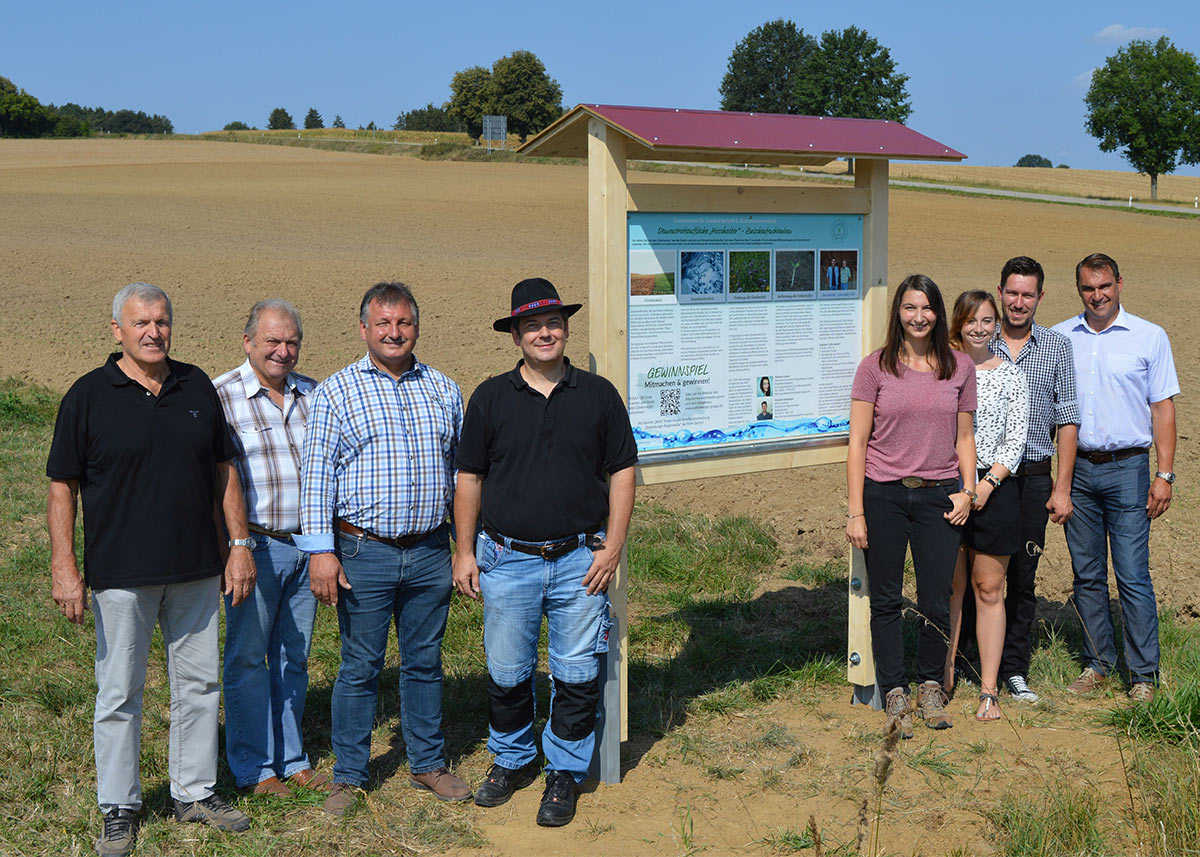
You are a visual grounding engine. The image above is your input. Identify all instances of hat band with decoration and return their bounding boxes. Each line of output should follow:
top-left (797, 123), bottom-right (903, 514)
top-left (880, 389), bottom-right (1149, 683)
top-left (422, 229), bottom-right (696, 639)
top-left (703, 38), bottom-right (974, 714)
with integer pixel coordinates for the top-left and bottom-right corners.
top-left (512, 298), bottom-right (563, 316)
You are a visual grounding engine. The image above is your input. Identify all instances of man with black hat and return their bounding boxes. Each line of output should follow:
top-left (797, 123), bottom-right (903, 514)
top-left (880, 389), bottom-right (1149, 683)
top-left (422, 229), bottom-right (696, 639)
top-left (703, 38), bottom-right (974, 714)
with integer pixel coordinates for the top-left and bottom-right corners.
top-left (452, 278), bottom-right (637, 827)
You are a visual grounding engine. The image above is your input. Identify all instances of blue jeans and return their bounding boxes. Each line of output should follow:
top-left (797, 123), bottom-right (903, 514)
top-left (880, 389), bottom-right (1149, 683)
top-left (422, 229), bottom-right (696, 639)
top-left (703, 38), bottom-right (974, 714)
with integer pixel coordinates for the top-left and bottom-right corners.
top-left (332, 525), bottom-right (451, 785)
top-left (223, 534), bottom-right (318, 787)
top-left (477, 531), bottom-right (611, 782)
top-left (1065, 454), bottom-right (1158, 682)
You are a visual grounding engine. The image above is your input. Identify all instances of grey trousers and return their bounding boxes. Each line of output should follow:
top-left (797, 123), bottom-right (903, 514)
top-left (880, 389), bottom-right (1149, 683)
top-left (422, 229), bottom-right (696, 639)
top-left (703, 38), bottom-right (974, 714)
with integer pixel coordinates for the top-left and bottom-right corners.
top-left (92, 575), bottom-right (220, 810)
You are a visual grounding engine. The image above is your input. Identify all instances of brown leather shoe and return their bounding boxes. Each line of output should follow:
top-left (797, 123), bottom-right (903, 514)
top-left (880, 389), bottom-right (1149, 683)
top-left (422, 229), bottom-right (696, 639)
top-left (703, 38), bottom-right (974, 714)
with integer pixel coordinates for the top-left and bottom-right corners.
top-left (249, 776), bottom-right (290, 796)
top-left (287, 768), bottom-right (332, 792)
top-left (323, 783), bottom-right (361, 817)
top-left (409, 767), bottom-right (472, 802)
top-left (1067, 667), bottom-right (1107, 694)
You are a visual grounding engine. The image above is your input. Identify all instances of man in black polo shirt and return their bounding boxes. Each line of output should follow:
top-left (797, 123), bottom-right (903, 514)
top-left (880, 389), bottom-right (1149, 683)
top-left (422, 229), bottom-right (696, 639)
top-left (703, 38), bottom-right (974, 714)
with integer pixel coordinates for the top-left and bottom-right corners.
top-left (452, 278), bottom-right (637, 828)
top-left (47, 283), bottom-right (255, 857)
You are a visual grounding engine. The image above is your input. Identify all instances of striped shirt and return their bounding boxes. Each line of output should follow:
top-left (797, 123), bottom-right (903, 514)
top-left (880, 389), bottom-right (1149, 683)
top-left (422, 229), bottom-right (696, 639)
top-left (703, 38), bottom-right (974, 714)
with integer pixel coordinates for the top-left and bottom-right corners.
top-left (990, 323), bottom-right (1080, 463)
top-left (296, 354), bottom-right (463, 553)
top-left (213, 360), bottom-right (315, 533)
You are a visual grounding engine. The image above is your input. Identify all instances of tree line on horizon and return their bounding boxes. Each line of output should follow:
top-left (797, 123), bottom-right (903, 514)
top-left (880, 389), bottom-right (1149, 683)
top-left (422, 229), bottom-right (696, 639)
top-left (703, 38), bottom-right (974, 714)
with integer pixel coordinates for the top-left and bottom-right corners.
top-left (0, 76), bottom-right (173, 138)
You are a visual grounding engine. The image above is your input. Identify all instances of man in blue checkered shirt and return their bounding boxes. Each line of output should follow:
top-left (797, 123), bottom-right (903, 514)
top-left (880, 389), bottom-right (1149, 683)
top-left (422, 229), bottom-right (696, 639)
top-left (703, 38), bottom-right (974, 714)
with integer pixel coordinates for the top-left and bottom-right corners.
top-left (295, 282), bottom-right (469, 814)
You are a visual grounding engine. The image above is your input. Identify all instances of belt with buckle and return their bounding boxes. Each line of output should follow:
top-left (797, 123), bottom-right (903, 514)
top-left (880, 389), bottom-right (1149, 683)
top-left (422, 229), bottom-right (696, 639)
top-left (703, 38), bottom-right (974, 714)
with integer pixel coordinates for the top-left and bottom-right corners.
top-left (1079, 447), bottom-right (1148, 464)
top-left (485, 529), bottom-right (597, 560)
top-left (248, 523), bottom-right (300, 542)
top-left (336, 519), bottom-right (436, 549)
top-left (899, 476), bottom-right (958, 489)
top-left (1015, 459), bottom-right (1052, 477)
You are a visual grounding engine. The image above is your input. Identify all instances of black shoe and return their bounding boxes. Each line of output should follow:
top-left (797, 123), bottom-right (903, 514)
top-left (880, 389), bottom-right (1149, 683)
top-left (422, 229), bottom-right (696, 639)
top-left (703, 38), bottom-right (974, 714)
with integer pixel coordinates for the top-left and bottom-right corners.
top-left (96, 808), bottom-right (137, 857)
top-left (535, 770), bottom-right (577, 827)
top-left (475, 761), bottom-right (539, 807)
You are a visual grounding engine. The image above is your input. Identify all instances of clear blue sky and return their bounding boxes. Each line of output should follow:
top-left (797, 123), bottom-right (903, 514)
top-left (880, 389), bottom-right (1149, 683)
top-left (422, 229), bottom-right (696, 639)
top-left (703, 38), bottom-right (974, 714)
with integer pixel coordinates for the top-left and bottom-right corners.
top-left (6, 0), bottom-right (1199, 175)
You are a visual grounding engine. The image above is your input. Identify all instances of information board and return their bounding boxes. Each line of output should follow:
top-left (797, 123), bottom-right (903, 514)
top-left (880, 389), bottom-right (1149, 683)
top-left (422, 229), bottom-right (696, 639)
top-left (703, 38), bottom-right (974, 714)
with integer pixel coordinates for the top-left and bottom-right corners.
top-left (627, 212), bottom-right (863, 459)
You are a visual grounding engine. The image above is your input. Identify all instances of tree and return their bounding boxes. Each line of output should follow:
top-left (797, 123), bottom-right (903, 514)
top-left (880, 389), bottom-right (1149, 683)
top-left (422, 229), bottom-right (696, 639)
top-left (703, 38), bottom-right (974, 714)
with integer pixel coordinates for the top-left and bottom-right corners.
top-left (267, 107), bottom-right (294, 130)
top-left (0, 90), bottom-right (53, 137)
top-left (791, 26), bottom-right (911, 175)
top-left (1015, 154), bottom-right (1053, 168)
top-left (224, 121), bottom-right (250, 131)
top-left (1084, 36), bottom-right (1200, 200)
top-left (488, 50), bottom-right (563, 142)
top-left (719, 19), bottom-right (816, 114)
top-left (332, 114), bottom-right (345, 129)
top-left (395, 102), bottom-right (464, 133)
top-left (448, 65), bottom-right (492, 142)
top-left (304, 107), bottom-right (323, 129)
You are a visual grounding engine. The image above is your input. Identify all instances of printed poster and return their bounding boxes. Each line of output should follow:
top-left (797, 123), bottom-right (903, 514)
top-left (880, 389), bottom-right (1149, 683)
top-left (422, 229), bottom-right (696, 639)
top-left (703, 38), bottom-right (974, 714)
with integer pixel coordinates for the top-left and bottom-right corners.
top-left (628, 212), bottom-right (863, 458)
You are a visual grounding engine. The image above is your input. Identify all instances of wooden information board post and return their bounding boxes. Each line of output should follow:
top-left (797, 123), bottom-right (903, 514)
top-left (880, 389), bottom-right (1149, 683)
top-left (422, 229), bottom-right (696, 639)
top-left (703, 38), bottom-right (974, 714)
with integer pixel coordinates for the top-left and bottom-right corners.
top-left (520, 105), bottom-right (964, 784)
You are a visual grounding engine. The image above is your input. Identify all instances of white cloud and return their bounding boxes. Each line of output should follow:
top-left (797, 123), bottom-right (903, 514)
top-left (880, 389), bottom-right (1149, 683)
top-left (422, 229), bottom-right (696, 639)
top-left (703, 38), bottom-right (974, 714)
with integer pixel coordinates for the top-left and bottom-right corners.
top-left (1091, 24), bottom-right (1169, 44)
top-left (1071, 69), bottom-right (1096, 90)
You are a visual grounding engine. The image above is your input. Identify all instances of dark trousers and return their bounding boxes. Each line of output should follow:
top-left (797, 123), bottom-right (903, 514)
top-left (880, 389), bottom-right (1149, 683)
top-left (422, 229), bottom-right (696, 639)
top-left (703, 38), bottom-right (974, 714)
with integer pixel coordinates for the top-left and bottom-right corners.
top-left (863, 478), bottom-right (962, 691)
top-left (959, 473), bottom-right (1051, 679)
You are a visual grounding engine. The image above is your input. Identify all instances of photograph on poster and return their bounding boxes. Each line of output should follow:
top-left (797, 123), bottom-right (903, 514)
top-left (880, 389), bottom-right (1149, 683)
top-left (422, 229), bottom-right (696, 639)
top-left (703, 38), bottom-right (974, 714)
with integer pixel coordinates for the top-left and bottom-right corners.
top-left (729, 250), bottom-right (771, 301)
top-left (819, 249), bottom-right (859, 297)
top-left (629, 248), bottom-right (676, 299)
top-left (757, 400), bottom-right (773, 420)
top-left (774, 249), bottom-right (816, 298)
top-left (679, 250), bottom-right (726, 303)
top-left (758, 376), bottom-right (772, 397)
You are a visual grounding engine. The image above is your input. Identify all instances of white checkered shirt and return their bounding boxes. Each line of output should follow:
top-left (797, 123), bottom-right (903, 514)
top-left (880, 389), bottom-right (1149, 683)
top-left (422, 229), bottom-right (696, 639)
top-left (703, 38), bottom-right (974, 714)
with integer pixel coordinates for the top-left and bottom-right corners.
top-left (213, 360), bottom-right (316, 533)
top-left (990, 322), bottom-right (1080, 463)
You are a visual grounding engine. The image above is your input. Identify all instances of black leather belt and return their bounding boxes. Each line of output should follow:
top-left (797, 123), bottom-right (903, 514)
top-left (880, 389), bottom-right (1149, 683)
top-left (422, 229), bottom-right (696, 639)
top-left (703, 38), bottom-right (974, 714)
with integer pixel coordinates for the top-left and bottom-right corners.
top-left (899, 477), bottom-right (958, 489)
top-left (337, 519), bottom-right (435, 549)
top-left (1015, 459), bottom-right (1052, 477)
top-left (1079, 447), bottom-right (1148, 464)
top-left (485, 530), bottom-right (596, 560)
top-left (248, 523), bottom-right (299, 542)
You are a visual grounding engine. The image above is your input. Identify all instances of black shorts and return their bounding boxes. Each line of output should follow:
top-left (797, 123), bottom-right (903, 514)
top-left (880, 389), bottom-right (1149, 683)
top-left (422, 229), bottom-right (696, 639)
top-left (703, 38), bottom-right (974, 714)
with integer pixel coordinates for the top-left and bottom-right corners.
top-left (964, 471), bottom-right (1021, 556)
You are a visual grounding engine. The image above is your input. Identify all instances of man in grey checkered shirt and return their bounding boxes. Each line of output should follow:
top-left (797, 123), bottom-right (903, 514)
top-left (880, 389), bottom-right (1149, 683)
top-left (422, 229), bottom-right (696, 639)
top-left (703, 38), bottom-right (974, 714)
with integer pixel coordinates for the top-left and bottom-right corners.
top-left (213, 299), bottom-right (328, 797)
top-left (985, 256), bottom-right (1080, 704)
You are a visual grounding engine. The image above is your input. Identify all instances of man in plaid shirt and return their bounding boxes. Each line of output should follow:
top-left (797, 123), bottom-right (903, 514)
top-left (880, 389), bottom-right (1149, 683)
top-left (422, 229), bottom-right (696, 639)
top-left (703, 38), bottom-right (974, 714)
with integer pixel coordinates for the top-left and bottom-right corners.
top-left (296, 282), bottom-right (468, 815)
top-left (214, 299), bottom-right (327, 797)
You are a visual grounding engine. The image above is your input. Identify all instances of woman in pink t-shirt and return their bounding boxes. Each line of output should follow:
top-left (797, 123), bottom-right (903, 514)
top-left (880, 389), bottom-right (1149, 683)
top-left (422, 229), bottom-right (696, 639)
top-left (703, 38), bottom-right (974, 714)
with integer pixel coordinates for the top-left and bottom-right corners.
top-left (846, 274), bottom-right (977, 737)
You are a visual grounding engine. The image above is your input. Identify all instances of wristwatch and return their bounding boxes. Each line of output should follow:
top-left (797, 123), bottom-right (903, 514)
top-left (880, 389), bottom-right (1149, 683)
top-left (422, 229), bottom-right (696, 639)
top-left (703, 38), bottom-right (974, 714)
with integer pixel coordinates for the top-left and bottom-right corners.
top-left (228, 537), bottom-right (255, 549)
top-left (1156, 471), bottom-right (1176, 484)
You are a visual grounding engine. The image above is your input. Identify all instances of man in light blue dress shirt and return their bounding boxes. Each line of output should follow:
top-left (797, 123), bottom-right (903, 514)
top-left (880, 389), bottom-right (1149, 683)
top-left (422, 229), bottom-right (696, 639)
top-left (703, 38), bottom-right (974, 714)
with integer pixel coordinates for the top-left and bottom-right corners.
top-left (1053, 253), bottom-right (1178, 703)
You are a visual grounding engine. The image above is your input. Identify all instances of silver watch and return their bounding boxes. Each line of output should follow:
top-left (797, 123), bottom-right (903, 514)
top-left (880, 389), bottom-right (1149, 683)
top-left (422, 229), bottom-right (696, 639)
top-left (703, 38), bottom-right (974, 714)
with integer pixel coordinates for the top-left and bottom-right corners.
top-left (228, 537), bottom-right (255, 548)
top-left (1156, 471), bottom-right (1176, 484)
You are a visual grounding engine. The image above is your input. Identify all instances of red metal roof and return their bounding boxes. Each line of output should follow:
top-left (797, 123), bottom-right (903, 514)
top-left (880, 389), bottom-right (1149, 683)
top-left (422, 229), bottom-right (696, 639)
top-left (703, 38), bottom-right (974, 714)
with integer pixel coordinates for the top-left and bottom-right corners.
top-left (520, 104), bottom-right (966, 165)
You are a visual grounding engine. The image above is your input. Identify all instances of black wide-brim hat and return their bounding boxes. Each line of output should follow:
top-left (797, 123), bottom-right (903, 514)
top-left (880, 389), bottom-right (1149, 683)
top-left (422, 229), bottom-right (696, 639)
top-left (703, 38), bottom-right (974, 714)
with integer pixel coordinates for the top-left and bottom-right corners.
top-left (493, 277), bottom-right (583, 332)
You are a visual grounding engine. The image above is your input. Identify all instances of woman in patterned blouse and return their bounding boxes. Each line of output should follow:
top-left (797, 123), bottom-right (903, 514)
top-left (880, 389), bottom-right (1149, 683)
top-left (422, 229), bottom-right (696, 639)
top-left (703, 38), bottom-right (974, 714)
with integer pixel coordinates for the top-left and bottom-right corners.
top-left (945, 290), bottom-right (1029, 721)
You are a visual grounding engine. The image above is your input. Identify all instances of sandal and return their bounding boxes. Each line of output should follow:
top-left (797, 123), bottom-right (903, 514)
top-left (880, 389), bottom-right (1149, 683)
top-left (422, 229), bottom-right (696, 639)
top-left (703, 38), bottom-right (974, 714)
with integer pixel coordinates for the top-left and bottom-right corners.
top-left (976, 692), bottom-right (1001, 722)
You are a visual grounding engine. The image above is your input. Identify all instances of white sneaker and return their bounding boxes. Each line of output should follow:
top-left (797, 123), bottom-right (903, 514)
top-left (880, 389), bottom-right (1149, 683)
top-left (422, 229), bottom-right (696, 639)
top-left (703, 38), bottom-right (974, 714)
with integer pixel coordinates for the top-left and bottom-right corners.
top-left (1005, 675), bottom-right (1039, 703)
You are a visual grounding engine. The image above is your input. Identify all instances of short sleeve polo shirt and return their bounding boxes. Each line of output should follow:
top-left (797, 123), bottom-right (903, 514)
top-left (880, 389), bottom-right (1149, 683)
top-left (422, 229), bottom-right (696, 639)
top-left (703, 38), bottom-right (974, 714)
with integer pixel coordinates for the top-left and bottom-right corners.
top-left (46, 354), bottom-right (237, 590)
top-left (455, 359), bottom-right (638, 542)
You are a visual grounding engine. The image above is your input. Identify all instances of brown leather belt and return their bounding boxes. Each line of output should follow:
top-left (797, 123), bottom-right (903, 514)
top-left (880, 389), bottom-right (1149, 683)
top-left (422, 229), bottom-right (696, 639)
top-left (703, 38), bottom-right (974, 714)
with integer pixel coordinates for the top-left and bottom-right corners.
top-left (1015, 459), bottom-right (1052, 477)
top-left (337, 519), bottom-right (436, 549)
top-left (248, 523), bottom-right (299, 541)
top-left (485, 529), bottom-right (596, 560)
top-left (899, 477), bottom-right (958, 489)
top-left (1079, 447), bottom-right (1148, 464)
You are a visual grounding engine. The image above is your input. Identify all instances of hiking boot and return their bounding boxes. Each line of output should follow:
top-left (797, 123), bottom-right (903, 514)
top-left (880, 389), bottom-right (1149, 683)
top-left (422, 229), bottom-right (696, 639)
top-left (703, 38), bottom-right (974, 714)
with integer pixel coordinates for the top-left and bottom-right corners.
top-left (1128, 682), bottom-right (1155, 703)
top-left (322, 783), bottom-right (361, 817)
top-left (1005, 675), bottom-right (1040, 703)
top-left (1067, 667), bottom-right (1107, 695)
top-left (409, 767), bottom-right (472, 802)
top-left (287, 768), bottom-right (332, 792)
top-left (173, 794), bottom-right (250, 832)
top-left (536, 770), bottom-right (578, 827)
top-left (475, 761), bottom-right (539, 808)
top-left (96, 808), bottom-right (137, 857)
top-left (884, 686), bottom-right (913, 739)
top-left (248, 776), bottom-right (290, 796)
top-left (917, 680), bottom-right (952, 729)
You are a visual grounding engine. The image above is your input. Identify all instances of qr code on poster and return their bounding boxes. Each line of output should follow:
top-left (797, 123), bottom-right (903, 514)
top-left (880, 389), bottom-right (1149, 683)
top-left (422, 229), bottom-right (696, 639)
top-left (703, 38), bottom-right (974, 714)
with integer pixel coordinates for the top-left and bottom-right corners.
top-left (660, 388), bottom-right (681, 416)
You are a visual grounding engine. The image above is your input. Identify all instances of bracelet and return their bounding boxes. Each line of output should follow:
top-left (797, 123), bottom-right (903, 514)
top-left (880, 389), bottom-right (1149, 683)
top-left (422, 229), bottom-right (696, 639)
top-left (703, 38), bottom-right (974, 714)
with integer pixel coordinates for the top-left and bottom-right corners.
top-left (961, 488), bottom-right (978, 502)
top-left (983, 472), bottom-right (1003, 489)
top-left (847, 512), bottom-right (864, 519)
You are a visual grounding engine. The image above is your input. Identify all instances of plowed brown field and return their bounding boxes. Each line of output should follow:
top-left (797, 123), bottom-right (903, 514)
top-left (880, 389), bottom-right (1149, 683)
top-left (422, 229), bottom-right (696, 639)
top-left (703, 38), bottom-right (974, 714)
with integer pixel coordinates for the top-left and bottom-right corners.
top-left (3, 138), bottom-right (1196, 856)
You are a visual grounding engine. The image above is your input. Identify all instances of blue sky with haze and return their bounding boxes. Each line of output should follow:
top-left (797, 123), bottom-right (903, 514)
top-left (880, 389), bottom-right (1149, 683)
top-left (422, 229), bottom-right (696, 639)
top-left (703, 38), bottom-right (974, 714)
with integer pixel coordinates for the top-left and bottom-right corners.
top-left (6, 0), bottom-right (1198, 175)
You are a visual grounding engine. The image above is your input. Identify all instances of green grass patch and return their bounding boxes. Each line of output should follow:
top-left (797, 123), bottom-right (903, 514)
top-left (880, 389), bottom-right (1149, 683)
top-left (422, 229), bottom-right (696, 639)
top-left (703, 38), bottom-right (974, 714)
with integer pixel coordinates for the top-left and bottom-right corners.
top-left (986, 778), bottom-right (1108, 857)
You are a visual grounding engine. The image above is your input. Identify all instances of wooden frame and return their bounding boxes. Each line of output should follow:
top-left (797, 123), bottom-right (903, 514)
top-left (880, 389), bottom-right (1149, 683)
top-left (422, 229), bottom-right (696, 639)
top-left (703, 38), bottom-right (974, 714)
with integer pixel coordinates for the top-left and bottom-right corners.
top-left (587, 119), bottom-right (891, 784)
